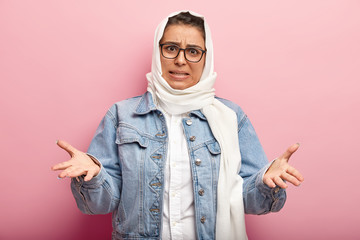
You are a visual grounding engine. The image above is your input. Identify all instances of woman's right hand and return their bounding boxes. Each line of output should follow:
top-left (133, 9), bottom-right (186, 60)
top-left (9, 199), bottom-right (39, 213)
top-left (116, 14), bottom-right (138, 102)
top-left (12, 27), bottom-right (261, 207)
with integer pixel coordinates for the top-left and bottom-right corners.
top-left (51, 140), bottom-right (100, 181)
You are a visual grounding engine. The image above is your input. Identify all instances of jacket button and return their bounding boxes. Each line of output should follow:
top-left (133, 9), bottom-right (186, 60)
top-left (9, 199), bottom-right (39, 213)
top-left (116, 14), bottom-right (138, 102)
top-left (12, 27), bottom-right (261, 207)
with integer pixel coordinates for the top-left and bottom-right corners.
top-left (190, 136), bottom-right (196, 141)
top-left (200, 216), bottom-right (206, 223)
top-left (195, 159), bottom-right (201, 166)
top-left (186, 119), bottom-right (192, 126)
top-left (198, 189), bottom-right (204, 196)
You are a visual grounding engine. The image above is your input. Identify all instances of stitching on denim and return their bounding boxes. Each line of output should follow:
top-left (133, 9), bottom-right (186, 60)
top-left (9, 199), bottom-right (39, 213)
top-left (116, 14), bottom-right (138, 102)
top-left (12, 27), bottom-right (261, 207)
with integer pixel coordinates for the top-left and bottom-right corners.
top-left (156, 110), bottom-right (167, 139)
top-left (138, 145), bottom-right (145, 235)
top-left (106, 109), bottom-right (117, 129)
top-left (148, 145), bottom-right (165, 227)
top-left (134, 94), bottom-right (146, 113)
top-left (118, 122), bottom-right (166, 142)
top-left (192, 138), bottom-right (217, 151)
top-left (75, 180), bottom-right (94, 215)
top-left (238, 114), bottom-right (248, 132)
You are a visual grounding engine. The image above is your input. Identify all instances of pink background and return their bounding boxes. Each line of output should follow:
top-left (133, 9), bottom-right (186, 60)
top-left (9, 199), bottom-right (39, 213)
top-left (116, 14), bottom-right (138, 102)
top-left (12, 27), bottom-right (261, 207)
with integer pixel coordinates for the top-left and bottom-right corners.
top-left (1, 1), bottom-right (359, 239)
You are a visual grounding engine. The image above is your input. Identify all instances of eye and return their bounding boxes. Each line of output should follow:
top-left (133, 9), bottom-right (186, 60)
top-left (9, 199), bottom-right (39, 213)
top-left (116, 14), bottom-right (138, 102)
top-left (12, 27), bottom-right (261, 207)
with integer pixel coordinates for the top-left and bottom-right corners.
top-left (165, 45), bottom-right (179, 52)
top-left (187, 48), bottom-right (201, 56)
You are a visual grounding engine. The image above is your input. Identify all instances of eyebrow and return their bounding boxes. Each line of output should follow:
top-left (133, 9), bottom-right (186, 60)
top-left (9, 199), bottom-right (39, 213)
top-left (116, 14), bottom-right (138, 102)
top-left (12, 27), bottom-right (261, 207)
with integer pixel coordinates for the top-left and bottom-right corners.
top-left (161, 41), bottom-right (204, 49)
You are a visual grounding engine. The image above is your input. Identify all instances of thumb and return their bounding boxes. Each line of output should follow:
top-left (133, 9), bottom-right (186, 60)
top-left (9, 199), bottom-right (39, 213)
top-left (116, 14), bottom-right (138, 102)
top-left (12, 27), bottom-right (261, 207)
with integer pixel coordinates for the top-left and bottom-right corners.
top-left (281, 143), bottom-right (300, 161)
top-left (56, 140), bottom-right (78, 157)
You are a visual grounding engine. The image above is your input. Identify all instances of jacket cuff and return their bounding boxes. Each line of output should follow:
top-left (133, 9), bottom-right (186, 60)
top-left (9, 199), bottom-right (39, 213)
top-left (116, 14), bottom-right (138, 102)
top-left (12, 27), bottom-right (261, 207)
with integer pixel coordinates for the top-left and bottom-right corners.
top-left (255, 160), bottom-right (287, 212)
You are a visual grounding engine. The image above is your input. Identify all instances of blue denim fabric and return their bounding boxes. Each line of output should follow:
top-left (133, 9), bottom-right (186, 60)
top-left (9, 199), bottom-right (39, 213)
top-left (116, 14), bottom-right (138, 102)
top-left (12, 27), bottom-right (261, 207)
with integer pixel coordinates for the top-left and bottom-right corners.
top-left (71, 92), bottom-right (286, 240)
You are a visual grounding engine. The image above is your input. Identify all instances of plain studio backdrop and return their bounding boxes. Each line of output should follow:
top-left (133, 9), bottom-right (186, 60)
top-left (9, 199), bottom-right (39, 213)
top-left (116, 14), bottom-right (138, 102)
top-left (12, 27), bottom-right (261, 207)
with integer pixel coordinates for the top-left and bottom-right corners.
top-left (0, 1), bottom-right (359, 239)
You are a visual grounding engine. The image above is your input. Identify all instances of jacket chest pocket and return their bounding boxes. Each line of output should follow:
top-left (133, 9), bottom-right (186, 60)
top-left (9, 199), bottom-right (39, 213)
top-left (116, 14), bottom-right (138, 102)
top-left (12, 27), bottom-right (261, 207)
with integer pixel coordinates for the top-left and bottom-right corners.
top-left (205, 140), bottom-right (221, 155)
top-left (116, 125), bottom-right (149, 147)
top-left (115, 125), bottom-right (149, 172)
top-left (205, 139), bottom-right (221, 180)
top-left (193, 139), bottom-right (221, 172)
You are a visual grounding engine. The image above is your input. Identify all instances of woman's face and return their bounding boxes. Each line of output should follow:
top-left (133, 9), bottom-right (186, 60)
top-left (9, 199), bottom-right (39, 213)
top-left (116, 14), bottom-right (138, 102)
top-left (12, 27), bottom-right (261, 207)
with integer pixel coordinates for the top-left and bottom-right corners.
top-left (160, 24), bottom-right (206, 90)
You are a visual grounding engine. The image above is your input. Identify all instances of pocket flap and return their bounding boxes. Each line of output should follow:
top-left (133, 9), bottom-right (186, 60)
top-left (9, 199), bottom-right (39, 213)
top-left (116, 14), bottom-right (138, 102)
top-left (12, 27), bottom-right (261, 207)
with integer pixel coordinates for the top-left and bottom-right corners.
top-left (205, 140), bottom-right (221, 155)
top-left (115, 126), bottom-right (149, 148)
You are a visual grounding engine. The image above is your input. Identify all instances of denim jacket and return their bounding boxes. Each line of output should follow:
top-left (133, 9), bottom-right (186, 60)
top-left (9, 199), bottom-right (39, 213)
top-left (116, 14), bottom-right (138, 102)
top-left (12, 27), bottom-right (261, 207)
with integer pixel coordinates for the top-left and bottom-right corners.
top-left (71, 92), bottom-right (286, 240)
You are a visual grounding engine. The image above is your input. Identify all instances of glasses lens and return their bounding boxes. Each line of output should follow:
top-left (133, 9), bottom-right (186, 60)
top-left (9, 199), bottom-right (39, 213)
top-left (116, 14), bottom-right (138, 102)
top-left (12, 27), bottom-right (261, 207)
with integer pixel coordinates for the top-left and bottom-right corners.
top-left (162, 44), bottom-right (179, 59)
top-left (185, 47), bottom-right (203, 62)
top-left (161, 44), bottom-right (204, 62)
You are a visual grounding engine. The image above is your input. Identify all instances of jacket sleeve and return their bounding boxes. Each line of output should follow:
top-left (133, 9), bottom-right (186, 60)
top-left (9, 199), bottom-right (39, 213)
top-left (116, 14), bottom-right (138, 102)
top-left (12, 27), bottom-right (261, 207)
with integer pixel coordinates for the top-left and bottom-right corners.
top-left (238, 115), bottom-right (287, 215)
top-left (70, 105), bottom-right (121, 215)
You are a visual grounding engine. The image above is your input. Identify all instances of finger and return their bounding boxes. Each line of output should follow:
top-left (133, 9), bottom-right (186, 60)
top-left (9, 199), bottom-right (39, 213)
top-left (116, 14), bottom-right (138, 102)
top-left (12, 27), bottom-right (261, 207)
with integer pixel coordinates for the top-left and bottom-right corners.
top-left (56, 140), bottom-right (78, 157)
top-left (51, 161), bottom-right (72, 171)
top-left (274, 176), bottom-right (288, 189)
top-left (281, 143), bottom-right (300, 161)
top-left (287, 166), bottom-right (304, 182)
top-left (66, 167), bottom-right (87, 178)
top-left (263, 177), bottom-right (276, 188)
top-left (58, 166), bottom-right (75, 178)
top-left (84, 169), bottom-right (97, 182)
top-left (59, 166), bottom-right (86, 179)
top-left (281, 172), bottom-right (301, 186)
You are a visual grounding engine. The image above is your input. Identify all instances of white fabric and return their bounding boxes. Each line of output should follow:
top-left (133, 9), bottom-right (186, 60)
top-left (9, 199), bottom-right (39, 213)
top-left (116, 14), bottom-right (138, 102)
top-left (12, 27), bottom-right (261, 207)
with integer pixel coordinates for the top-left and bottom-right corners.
top-left (161, 110), bottom-right (196, 240)
top-left (146, 10), bottom-right (247, 240)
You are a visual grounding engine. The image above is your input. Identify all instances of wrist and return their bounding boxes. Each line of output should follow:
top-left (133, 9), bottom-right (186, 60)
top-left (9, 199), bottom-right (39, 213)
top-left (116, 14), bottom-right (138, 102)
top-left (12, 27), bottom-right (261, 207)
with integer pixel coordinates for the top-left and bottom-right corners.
top-left (87, 154), bottom-right (101, 176)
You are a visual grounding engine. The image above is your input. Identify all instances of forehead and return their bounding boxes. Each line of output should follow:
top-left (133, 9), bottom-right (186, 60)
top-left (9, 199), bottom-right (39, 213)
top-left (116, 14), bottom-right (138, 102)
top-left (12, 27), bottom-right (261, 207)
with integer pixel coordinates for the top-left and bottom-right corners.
top-left (161, 24), bottom-right (205, 48)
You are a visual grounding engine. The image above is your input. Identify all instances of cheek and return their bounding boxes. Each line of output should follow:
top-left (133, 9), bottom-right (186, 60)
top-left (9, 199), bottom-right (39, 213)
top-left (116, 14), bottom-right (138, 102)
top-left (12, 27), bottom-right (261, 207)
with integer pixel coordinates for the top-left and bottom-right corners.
top-left (160, 59), bottom-right (170, 75)
top-left (160, 59), bottom-right (165, 73)
top-left (195, 62), bottom-right (206, 79)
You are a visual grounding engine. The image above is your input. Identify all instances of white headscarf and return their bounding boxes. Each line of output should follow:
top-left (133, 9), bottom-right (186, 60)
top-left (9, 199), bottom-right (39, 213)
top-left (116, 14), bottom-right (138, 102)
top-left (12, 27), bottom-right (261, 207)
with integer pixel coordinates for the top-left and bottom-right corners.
top-left (147, 10), bottom-right (247, 240)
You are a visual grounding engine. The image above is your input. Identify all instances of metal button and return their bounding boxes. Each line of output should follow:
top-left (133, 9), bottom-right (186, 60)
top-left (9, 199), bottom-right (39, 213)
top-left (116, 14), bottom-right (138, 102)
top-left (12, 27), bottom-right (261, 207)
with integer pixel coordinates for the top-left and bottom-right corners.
top-left (195, 158), bottom-right (202, 166)
top-left (200, 216), bottom-right (206, 223)
top-left (186, 119), bottom-right (192, 126)
top-left (274, 187), bottom-right (280, 194)
top-left (198, 189), bottom-right (204, 196)
top-left (190, 136), bottom-right (196, 141)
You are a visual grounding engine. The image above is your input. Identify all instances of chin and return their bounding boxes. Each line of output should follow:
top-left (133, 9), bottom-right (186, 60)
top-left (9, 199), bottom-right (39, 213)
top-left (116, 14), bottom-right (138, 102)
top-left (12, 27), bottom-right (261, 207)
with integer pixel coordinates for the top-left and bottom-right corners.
top-left (169, 83), bottom-right (188, 90)
top-left (163, 75), bottom-right (198, 90)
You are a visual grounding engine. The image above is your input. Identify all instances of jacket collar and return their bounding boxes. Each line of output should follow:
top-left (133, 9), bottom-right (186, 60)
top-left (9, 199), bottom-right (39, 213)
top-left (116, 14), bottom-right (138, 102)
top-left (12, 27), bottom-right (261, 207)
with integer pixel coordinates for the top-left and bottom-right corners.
top-left (134, 92), bottom-right (157, 115)
top-left (189, 110), bottom-right (207, 120)
top-left (134, 92), bottom-right (207, 120)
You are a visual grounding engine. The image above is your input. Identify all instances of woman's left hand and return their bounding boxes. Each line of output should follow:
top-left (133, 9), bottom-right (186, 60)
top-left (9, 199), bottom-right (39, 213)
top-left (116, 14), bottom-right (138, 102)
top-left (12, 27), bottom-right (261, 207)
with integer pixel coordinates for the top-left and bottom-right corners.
top-left (263, 143), bottom-right (304, 189)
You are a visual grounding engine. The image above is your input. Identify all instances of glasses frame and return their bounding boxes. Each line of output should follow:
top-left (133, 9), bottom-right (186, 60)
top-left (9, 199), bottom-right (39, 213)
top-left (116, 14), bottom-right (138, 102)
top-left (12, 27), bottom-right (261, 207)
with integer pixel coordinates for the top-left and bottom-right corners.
top-left (159, 43), bottom-right (206, 63)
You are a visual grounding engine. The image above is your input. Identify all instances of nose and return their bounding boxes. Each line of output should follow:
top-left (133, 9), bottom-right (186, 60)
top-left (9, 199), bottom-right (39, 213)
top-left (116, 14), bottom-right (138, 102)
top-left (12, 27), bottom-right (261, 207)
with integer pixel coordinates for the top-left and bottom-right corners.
top-left (174, 49), bottom-right (187, 65)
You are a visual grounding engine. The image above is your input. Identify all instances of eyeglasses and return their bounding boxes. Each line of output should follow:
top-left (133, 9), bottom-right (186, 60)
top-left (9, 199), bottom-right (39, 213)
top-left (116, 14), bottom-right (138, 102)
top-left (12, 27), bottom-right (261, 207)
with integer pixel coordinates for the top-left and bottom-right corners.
top-left (159, 43), bottom-right (206, 63)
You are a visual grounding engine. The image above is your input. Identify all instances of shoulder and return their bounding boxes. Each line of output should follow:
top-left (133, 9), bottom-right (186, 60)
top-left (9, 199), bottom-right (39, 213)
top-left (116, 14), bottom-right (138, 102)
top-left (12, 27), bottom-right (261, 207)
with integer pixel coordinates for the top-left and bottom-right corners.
top-left (104, 94), bottom-right (145, 123)
top-left (215, 96), bottom-right (246, 118)
top-left (215, 96), bottom-right (248, 131)
top-left (110, 94), bottom-right (143, 112)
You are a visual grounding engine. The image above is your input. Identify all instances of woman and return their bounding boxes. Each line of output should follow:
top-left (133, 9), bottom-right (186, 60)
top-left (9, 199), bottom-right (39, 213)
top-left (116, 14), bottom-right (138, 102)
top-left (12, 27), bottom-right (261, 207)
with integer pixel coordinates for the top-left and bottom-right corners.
top-left (52, 11), bottom-right (304, 240)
